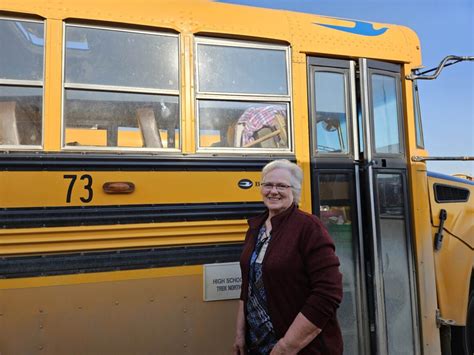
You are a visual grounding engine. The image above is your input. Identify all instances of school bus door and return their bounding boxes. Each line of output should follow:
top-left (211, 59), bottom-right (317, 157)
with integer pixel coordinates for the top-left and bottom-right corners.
top-left (307, 57), bottom-right (420, 355)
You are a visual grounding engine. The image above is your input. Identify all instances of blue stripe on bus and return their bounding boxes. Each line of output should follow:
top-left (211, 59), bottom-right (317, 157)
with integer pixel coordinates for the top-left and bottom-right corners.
top-left (313, 21), bottom-right (388, 37)
top-left (214, 2), bottom-right (388, 37)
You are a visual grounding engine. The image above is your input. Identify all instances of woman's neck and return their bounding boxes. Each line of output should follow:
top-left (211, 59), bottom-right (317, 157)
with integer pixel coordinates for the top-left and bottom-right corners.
top-left (267, 203), bottom-right (292, 220)
top-left (264, 219), bottom-right (272, 234)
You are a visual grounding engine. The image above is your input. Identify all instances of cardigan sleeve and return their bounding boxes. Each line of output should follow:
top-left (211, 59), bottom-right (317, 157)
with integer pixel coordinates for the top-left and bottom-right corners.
top-left (299, 217), bottom-right (343, 330)
top-left (239, 227), bottom-right (254, 302)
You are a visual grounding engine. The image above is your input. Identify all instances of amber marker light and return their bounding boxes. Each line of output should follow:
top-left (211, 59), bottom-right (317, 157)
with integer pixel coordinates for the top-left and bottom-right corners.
top-left (103, 182), bottom-right (135, 194)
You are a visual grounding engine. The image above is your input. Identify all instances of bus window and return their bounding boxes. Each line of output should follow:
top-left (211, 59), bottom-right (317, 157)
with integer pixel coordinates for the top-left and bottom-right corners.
top-left (63, 25), bottom-right (179, 150)
top-left (313, 71), bottom-right (350, 154)
top-left (0, 18), bottom-right (44, 148)
top-left (195, 38), bottom-right (291, 151)
top-left (371, 74), bottom-right (402, 155)
top-left (198, 101), bottom-right (288, 148)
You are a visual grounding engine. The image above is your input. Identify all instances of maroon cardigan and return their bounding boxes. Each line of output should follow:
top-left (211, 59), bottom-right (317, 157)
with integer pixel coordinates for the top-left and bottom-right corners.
top-left (240, 204), bottom-right (343, 355)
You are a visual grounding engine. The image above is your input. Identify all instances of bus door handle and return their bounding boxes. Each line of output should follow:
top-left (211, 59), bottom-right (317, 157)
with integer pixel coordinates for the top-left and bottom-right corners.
top-left (434, 209), bottom-right (447, 251)
top-left (353, 159), bottom-right (375, 168)
top-left (103, 182), bottom-right (135, 194)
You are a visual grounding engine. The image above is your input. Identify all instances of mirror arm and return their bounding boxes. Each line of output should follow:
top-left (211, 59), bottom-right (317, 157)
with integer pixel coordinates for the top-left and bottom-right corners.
top-left (406, 55), bottom-right (474, 80)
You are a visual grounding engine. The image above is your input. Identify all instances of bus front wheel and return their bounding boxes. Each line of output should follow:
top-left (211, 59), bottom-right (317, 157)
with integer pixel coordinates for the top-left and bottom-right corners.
top-left (451, 290), bottom-right (474, 355)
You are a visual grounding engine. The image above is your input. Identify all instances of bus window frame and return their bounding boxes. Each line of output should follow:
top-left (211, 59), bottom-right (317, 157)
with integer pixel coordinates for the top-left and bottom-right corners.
top-left (194, 36), bottom-right (294, 154)
top-left (367, 64), bottom-right (405, 159)
top-left (0, 16), bottom-right (45, 151)
top-left (61, 23), bottom-right (182, 153)
top-left (309, 63), bottom-right (355, 158)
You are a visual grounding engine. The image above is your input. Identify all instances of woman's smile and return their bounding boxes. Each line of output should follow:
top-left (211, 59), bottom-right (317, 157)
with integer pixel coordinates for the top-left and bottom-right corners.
top-left (261, 168), bottom-right (294, 217)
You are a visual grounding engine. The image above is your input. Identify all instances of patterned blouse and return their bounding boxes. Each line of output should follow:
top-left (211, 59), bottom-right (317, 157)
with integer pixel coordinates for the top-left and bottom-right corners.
top-left (246, 226), bottom-right (278, 354)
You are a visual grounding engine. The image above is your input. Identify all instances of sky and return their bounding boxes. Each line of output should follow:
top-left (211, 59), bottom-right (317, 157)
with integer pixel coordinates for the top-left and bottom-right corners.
top-left (220, 0), bottom-right (474, 176)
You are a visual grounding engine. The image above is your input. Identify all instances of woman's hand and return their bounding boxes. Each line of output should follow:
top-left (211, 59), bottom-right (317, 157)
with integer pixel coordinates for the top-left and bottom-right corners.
top-left (270, 313), bottom-right (321, 354)
top-left (233, 332), bottom-right (247, 355)
top-left (233, 301), bottom-right (247, 354)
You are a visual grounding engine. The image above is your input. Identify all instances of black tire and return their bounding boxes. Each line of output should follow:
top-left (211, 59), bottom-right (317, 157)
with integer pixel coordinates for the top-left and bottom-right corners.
top-left (451, 290), bottom-right (474, 355)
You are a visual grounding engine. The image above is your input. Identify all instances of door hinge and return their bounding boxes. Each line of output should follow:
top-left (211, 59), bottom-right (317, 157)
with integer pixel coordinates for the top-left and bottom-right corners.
top-left (436, 309), bottom-right (456, 327)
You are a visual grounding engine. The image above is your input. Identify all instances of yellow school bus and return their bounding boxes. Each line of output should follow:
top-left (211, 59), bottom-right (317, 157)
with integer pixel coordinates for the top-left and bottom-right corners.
top-left (0, 1), bottom-right (472, 354)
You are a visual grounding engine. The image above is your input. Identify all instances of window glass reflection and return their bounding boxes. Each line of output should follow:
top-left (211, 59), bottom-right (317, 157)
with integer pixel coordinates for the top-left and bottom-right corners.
top-left (65, 27), bottom-right (178, 90)
top-left (197, 44), bottom-right (288, 95)
top-left (314, 71), bottom-right (349, 154)
top-left (0, 19), bottom-right (44, 81)
top-left (371, 74), bottom-right (401, 154)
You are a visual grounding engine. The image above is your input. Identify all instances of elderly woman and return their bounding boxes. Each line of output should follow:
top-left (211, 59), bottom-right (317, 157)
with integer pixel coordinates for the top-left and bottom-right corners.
top-left (233, 159), bottom-right (343, 355)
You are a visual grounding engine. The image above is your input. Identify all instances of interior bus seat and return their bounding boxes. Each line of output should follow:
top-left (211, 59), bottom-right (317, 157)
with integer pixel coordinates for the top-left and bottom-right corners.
top-left (232, 122), bottom-right (244, 147)
top-left (222, 121), bottom-right (235, 147)
top-left (234, 113), bottom-right (287, 148)
top-left (136, 107), bottom-right (163, 148)
top-left (0, 101), bottom-right (20, 145)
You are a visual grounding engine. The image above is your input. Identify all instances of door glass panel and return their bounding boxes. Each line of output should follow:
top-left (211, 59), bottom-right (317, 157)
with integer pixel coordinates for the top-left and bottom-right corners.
top-left (319, 174), bottom-right (362, 354)
top-left (371, 74), bottom-right (401, 154)
top-left (377, 174), bottom-right (415, 354)
top-left (314, 72), bottom-right (349, 154)
top-left (377, 174), bottom-right (404, 216)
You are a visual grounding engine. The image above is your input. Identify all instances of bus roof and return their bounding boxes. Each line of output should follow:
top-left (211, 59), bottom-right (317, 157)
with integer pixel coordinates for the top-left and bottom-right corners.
top-left (2, 0), bottom-right (422, 65)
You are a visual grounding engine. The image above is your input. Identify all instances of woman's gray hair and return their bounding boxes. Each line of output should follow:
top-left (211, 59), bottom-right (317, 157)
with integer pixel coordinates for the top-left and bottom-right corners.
top-left (262, 159), bottom-right (303, 204)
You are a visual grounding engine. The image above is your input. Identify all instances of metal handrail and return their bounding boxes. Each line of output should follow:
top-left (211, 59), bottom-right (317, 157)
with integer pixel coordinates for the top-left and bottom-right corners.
top-left (411, 156), bottom-right (474, 162)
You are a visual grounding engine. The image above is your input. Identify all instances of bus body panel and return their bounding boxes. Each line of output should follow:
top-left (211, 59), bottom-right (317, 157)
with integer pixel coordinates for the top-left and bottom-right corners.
top-left (428, 174), bottom-right (474, 325)
top-left (0, 266), bottom-right (237, 355)
top-left (408, 164), bottom-right (441, 353)
top-left (434, 235), bottom-right (473, 324)
top-left (0, 220), bottom-right (249, 255)
top-left (0, 171), bottom-right (262, 208)
top-left (427, 175), bottom-right (474, 248)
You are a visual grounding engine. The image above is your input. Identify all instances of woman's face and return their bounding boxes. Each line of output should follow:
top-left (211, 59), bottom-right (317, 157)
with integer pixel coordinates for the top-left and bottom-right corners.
top-left (261, 168), bottom-right (294, 217)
